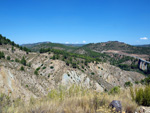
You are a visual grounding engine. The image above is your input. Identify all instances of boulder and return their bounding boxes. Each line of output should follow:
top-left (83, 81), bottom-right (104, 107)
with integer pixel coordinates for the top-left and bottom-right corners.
top-left (109, 100), bottom-right (122, 113)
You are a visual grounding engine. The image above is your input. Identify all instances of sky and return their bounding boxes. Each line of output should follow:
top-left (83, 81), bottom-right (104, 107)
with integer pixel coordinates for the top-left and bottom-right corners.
top-left (0, 0), bottom-right (150, 45)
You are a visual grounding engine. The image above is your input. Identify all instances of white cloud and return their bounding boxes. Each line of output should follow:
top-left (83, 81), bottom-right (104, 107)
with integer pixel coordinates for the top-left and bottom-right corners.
top-left (65, 42), bottom-right (69, 44)
top-left (75, 42), bottom-right (79, 44)
top-left (83, 40), bottom-right (86, 43)
top-left (140, 37), bottom-right (148, 40)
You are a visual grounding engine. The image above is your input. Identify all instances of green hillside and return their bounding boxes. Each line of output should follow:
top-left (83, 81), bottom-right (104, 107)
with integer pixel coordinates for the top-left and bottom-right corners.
top-left (79, 41), bottom-right (150, 55)
top-left (0, 34), bottom-right (30, 52)
top-left (22, 42), bottom-right (77, 52)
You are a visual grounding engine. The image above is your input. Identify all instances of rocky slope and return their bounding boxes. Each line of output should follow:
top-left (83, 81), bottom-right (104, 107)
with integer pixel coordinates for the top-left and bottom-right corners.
top-left (0, 44), bottom-right (145, 101)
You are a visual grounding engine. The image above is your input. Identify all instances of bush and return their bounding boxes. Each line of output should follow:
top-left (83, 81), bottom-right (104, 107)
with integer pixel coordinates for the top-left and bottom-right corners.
top-left (50, 66), bottom-right (54, 69)
top-left (20, 66), bottom-right (24, 71)
top-left (66, 61), bottom-right (69, 66)
top-left (130, 85), bottom-right (150, 106)
top-left (0, 51), bottom-right (5, 59)
top-left (42, 66), bottom-right (46, 69)
top-left (20, 56), bottom-right (26, 66)
top-left (91, 72), bottom-right (95, 75)
top-left (15, 58), bottom-right (20, 62)
top-left (140, 77), bottom-right (150, 85)
top-left (34, 70), bottom-right (38, 75)
top-left (36, 67), bottom-right (40, 71)
top-left (109, 86), bottom-right (120, 95)
top-left (7, 56), bottom-right (10, 60)
top-left (124, 81), bottom-right (133, 87)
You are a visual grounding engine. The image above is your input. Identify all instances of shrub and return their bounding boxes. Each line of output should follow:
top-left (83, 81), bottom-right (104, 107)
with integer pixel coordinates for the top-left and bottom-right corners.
top-left (66, 61), bottom-right (69, 66)
top-left (0, 51), bottom-right (5, 59)
top-left (140, 77), bottom-right (150, 85)
top-left (135, 81), bottom-right (139, 84)
top-left (7, 56), bottom-right (10, 60)
top-left (109, 86), bottom-right (120, 95)
top-left (15, 58), bottom-right (20, 62)
top-left (91, 72), bottom-right (95, 75)
top-left (50, 66), bottom-right (54, 69)
top-left (42, 66), bottom-right (46, 69)
top-left (82, 65), bottom-right (84, 69)
top-left (20, 66), bottom-right (24, 71)
top-left (124, 81), bottom-right (133, 87)
top-left (34, 70), bottom-right (38, 75)
top-left (131, 85), bottom-right (150, 106)
top-left (20, 56), bottom-right (26, 66)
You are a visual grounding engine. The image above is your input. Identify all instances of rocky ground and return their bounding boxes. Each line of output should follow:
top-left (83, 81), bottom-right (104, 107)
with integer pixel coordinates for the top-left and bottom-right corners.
top-left (0, 45), bottom-right (145, 101)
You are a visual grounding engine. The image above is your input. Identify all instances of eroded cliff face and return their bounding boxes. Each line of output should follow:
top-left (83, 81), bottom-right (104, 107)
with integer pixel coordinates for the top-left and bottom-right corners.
top-left (0, 45), bottom-right (145, 100)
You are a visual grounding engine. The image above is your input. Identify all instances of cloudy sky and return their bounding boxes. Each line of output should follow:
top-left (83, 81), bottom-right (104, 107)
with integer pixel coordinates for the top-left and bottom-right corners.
top-left (0, 0), bottom-right (150, 45)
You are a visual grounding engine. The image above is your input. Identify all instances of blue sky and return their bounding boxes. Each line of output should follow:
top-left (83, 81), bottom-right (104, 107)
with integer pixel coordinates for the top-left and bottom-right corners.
top-left (0, 0), bottom-right (150, 45)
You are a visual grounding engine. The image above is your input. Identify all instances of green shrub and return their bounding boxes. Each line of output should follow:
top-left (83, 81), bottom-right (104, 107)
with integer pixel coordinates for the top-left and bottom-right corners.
top-left (66, 61), bottom-right (69, 66)
top-left (135, 81), bottom-right (139, 84)
top-left (131, 85), bottom-right (150, 106)
top-left (42, 66), bottom-right (46, 69)
top-left (7, 56), bottom-right (10, 60)
top-left (15, 58), bottom-right (20, 62)
top-left (109, 86), bottom-right (120, 95)
top-left (34, 70), bottom-right (38, 75)
top-left (140, 77), bottom-right (150, 85)
top-left (91, 72), bottom-right (95, 75)
top-left (36, 67), bottom-right (40, 71)
top-left (20, 66), bottom-right (24, 71)
top-left (20, 56), bottom-right (26, 66)
top-left (124, 81), bottom-right (133, 87)
top-left (0, 51), bottom-right (5, 59)
top-left (82, 65), bottom-right (84, 69)
top-left (50, 66), bottom-right (54, 69)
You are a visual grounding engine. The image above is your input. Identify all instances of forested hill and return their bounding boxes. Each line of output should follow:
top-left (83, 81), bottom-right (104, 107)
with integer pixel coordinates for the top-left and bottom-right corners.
top-left (77, 41), bottom-right (150, 55)
top-left (0, 34), bottom-right (30, 52)
top-left (22, 42), bottom-right (77, 52)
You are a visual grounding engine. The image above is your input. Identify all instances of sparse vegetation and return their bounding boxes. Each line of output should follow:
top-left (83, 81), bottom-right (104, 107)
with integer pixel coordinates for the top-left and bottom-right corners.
top-left (0, 34), bottom-right (31, 52)
top-left (1, 85), bottom-right (138, 113)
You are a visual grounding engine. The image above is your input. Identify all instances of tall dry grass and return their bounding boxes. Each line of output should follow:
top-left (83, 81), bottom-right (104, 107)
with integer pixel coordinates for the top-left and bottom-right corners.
top-left (3, 85), bottom-right (137, 113)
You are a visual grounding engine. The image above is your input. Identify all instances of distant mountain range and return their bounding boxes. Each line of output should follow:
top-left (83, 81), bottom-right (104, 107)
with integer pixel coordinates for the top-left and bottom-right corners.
top-left (134, 44), bottom-right (150, 47)
top-left (22, 41), bottom-right (150, 56)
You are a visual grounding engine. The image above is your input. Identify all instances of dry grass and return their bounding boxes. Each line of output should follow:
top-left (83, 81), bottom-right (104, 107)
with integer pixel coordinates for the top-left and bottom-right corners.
top-left (3, 85), bottom-right (137, 113)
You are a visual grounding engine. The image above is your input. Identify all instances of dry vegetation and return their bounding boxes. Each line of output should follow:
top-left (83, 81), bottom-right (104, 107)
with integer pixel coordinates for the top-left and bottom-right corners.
top-left (2, 85), bottom-right (138, 113)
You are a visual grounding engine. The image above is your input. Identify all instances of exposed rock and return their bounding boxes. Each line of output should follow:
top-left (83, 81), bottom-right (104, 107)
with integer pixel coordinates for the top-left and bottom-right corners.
top-left (109, 100), bottom-right (122, 113)
top-left (0, 45), bottom-right (145, 101)
top-left (136, 106), bottom-right (150, 113)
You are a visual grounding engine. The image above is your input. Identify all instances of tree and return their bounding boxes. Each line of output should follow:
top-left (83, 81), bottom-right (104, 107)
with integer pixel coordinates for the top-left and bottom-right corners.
top-left (0, 52), bottom-right (5, 59)
top-left (124, 81), bottom-right (133, 87)
top-left (20, 56), bottom-right (26, 66)
top-left (66, 61), bottom-right (69, 66)
top-left (7, 56), bottom-right (10, 60)
top-left (11, 46), bottom-right (14, 53)
top-left (34, 70), bottom-right (38, 75)
top-left (0, 40), bottom-right (2, 45)
top-left (20, 66), bottom-right (24, 71)
top-left (52, 55), bottom-right (56, 60)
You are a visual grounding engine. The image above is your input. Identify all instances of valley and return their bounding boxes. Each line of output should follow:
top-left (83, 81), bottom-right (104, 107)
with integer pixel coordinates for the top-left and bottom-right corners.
top-left (0, 34), bottom-right (150, 112)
